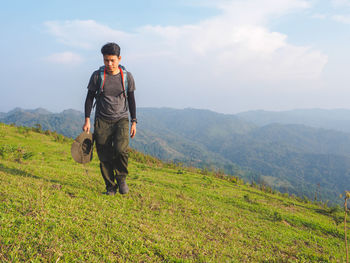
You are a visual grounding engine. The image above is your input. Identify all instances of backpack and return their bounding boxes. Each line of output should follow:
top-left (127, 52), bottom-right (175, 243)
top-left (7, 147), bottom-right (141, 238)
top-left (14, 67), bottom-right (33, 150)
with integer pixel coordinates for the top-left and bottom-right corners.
top-left (93, 65), bottom-right (129, 108)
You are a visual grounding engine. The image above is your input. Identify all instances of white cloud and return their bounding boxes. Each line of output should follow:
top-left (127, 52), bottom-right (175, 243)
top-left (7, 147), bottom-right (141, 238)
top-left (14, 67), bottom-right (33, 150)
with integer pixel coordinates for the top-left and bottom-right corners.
top-left (185, 0), bottom-right (310, 17)
top-left (44, 51), bottom-right (83, 64)
top-left (332, 14), bottom-right (350, 23)
top-left (44, 20), bottom-right (132, 50)
top-left (126, 0), bottom-right (327, 82)
top-left (331, 0), bottom-right (350, 7)
top-left (311, 14), bottom-right (328, 19)
top-left (214, 0), bottom-right (310, 24)
top-left (44, 0), bottom-right (328, 111)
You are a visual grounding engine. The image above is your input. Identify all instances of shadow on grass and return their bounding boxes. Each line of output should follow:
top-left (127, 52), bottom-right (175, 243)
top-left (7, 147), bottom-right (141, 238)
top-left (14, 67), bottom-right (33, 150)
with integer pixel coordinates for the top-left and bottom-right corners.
top-left (314, 208), bottom-right (344, 226)
top-left (0, 163), bottom-right (39, 179)
top-left (0, 163), bottom-right (89, 191)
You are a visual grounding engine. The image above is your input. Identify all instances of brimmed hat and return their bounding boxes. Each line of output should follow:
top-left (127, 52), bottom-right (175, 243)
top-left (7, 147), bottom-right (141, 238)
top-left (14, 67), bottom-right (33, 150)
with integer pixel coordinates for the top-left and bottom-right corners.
top-left (71, 132), bottom-right (93, 164)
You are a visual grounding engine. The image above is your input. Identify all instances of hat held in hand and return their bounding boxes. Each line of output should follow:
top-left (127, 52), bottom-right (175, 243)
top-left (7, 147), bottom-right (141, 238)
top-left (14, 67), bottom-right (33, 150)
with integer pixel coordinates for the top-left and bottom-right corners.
top-left (71, 132), bottom-right (93, 164)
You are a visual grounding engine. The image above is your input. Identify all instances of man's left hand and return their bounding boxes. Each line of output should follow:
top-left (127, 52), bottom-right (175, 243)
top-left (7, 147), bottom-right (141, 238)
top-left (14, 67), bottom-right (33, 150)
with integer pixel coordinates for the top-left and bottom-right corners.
top-left (130, 122), bottom-right (136, 138)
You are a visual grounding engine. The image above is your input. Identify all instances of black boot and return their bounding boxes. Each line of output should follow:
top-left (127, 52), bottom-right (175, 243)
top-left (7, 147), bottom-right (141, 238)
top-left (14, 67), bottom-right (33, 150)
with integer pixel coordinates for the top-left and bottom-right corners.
top-left (116, 175), bottom-right (129, 194)
top-left (105, 185), bottom-right (117, 195)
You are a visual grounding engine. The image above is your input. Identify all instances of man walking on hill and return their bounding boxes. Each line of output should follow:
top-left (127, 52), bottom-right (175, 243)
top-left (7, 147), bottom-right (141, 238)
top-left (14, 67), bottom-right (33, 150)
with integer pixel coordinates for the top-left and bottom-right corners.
top-left (82, 42), bottom-right (137, 195)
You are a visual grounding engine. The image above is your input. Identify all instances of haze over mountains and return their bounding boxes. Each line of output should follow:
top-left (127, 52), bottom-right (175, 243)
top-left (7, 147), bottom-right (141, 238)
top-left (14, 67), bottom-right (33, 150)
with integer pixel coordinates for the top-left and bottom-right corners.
top-left (1, 107), bottom-right (350, 204)
top-left (237, 109), bottom-right (350, 133)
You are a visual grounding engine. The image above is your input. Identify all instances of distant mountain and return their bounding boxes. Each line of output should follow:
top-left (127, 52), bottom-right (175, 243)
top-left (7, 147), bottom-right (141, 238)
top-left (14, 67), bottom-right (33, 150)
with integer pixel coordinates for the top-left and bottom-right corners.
top-left (2, 107), bottom-right (350, 204)
top-left (6, 107), bottom-right (51, 115)
top-left (0, 107), bottom-right (86, 138)
top-left (132, 108), bottom-right (350, 204)
top-left (27, 107), bottom-right (52, 115)
top-left (133, 107), bottom-right (255, 153)
top-left (237, 109), bottom-right (350, 133)
top-left (217, 123), bottom-right (350, 201)
top-left (131, 108), bottom-right (256, 173)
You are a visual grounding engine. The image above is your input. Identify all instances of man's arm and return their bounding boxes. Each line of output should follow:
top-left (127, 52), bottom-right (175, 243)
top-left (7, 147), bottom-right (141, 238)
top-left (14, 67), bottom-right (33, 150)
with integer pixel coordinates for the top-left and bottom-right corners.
top-left (127, 91), bottom-right (136, 138)
top-left (82, 90), bottom-right (95, 133)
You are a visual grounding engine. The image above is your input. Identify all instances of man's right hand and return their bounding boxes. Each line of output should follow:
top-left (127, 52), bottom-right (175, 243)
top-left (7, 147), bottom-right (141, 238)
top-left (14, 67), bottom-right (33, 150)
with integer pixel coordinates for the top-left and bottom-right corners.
top-left (82, 118), bottom-right (91, 134)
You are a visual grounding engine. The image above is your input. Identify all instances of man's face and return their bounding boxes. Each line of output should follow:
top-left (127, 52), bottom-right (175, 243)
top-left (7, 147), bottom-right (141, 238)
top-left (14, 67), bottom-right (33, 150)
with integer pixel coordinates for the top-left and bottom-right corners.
top-left (103, 55), bottom-right (121, 74)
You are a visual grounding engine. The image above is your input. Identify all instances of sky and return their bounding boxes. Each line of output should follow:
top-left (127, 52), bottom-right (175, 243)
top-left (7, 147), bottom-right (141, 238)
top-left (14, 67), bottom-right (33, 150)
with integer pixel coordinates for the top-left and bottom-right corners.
top-left (1, 0), bottom-right (350, 114)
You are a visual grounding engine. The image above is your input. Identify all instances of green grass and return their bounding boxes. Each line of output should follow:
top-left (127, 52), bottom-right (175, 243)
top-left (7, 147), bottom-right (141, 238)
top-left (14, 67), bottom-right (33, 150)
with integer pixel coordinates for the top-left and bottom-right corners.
top-left (0, 123), bottom-right (348, 262)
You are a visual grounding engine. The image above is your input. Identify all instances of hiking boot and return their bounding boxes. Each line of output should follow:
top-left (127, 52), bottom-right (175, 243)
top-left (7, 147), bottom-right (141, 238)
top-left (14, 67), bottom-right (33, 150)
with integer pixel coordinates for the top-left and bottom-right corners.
top-left (105, 190), bottom-right (116, 196)
top-left (104, 186), bottom-right (117, 196)
top-left (116, 175), bottom-right (129, 194)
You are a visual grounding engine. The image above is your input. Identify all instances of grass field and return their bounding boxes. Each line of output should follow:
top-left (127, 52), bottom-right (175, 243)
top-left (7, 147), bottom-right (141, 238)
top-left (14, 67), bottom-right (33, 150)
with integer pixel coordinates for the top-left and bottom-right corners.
top-left (0, 123), bottom-right (348, 262)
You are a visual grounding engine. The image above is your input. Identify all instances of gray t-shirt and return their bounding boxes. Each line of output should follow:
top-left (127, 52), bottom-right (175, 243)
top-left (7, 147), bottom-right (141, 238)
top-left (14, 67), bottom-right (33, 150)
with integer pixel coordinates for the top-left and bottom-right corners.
top-left (87, 68), bottom-right (136, 121)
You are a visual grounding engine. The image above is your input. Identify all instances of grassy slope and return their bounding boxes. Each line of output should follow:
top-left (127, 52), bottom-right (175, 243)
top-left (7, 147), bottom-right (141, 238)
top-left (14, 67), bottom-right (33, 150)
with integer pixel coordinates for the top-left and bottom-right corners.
top-left (0, 123), bottom-right (347, 262)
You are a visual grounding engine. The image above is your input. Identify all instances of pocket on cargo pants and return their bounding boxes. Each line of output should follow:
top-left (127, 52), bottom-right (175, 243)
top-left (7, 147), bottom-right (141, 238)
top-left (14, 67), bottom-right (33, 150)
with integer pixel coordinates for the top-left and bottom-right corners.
top-left (94, 118), bottom-right (114, 162)
top-left (112, 118), bottom-right (129, 175)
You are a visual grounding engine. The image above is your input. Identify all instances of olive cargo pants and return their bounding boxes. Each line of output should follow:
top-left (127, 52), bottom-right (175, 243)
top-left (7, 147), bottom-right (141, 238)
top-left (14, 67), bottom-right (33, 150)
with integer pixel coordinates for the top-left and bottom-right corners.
top-left (94, 117), bottom-right (129, 192)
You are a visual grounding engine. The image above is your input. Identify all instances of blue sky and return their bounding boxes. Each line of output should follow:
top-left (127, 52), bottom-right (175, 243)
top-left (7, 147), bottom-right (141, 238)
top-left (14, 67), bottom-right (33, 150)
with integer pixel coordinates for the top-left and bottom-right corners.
top-left (1, 0), bottom-right (350, 114)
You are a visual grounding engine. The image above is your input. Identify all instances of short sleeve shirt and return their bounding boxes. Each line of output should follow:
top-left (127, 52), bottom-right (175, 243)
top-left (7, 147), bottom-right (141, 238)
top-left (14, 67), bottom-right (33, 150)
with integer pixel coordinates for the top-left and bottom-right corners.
top-left (87, 68), bottom-right (136, 121)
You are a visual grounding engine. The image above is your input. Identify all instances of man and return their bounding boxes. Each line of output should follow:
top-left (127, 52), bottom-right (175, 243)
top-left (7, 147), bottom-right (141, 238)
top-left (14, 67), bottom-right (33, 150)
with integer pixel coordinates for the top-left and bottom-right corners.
top-left (83, 42), bottom-right (137, 195)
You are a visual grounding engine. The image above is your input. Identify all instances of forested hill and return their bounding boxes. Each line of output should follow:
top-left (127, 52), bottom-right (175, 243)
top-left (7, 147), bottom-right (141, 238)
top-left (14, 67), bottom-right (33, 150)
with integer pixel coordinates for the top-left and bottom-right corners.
top-left (0, 107), bottom-right (84, 138)
top-left (132, 108), bottom-right (350, 204)
top-left (1, 107), bottom-right (350, 204)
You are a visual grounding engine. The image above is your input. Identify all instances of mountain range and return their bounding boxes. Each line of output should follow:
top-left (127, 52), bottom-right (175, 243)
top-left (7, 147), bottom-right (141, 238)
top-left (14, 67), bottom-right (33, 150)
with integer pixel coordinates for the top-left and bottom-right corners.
top-left (0, 107), bottom-right (84, 138)
top-left (1, 107), bottom-right (350, 204)
top-left (237, 108), bottom-right (350, 133)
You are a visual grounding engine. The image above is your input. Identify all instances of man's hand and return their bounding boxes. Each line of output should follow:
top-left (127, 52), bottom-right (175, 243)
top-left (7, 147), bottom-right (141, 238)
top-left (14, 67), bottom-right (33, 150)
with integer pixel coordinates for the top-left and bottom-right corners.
top-left (130, 122), bottom-right (136, 138)
top-left (83, 117), bottom-right (91, 134)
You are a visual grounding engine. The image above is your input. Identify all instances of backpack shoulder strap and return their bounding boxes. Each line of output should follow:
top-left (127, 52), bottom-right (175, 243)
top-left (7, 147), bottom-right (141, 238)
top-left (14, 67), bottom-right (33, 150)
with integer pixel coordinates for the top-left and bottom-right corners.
top-left (92, 66), bottom-right (106, 109)
top-left (98, 66), bottom-right (106, 94)
top-left (118, 65), bottom-right (128, 96)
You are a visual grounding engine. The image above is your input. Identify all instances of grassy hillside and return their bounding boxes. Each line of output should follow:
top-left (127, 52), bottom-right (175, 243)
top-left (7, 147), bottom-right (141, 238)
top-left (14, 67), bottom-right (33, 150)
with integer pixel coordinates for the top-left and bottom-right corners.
top-left (3, 107), bottom-right (350, 205)
top-left (0, 123), bottom-right (348, 262)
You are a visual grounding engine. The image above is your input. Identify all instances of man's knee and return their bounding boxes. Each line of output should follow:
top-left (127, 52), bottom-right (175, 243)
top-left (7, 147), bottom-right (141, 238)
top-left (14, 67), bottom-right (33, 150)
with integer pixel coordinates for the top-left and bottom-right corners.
top-left (114, 132), bottom-right (129, 156)
top-left (96, 143), bottom-right (114, 162)
top-left (114, 147), bottom-right (129, 159)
